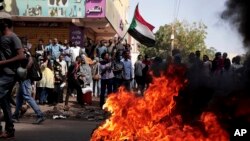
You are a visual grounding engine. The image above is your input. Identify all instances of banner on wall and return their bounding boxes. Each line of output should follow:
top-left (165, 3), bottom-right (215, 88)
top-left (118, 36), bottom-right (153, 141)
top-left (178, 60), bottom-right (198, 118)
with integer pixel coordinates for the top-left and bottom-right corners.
top-left (69, 24), bottom-right (84, 47)
top-left (85, 0), bottom-right (105, 18)
top-left (3, 0), bottom-right (85, 18)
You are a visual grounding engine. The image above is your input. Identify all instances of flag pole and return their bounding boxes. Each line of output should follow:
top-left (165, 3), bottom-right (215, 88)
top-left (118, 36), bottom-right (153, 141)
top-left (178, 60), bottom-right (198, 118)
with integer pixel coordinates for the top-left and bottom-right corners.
top-left (121, 28), bottom-right (128, 41)
top-left (120, 3), bottom-right (139, 42)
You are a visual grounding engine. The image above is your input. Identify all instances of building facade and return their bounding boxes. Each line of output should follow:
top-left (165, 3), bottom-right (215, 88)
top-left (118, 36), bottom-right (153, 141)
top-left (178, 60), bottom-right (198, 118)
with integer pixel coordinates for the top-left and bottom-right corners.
top-left (2, 0), bottom-right (129, 49)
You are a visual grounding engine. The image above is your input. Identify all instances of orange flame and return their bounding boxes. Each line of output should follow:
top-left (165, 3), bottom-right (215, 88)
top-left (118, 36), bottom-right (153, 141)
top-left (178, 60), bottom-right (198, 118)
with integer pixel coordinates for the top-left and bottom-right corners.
top-left (91, 65), bottom-right (229, 141)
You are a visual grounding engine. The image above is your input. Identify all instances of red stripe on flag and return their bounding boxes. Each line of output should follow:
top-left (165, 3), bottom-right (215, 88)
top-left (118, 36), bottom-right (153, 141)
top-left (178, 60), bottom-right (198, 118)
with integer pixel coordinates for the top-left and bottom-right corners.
top-left (134, 5), bottom-right (155, 31)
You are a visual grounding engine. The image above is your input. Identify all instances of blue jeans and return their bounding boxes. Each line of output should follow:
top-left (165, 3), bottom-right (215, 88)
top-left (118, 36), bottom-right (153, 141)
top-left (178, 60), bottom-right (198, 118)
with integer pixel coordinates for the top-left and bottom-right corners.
top-left (0, 74), bottom-right (16, 133)
top-left (93, 79), bottom-right (100, 96)
top-left (14, 80), bottom-right (43, 118)
top-left (40, 88), bottom-right (48, 104)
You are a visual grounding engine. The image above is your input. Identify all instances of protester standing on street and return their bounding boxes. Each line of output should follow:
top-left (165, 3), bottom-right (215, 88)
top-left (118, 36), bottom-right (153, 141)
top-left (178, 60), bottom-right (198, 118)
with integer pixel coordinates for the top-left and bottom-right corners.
top-left (50, 38), bottom-right (62, 60)
top-left (65, 56), bottom-right (82, 107)
top-left (107, 39), bottom-right (114, 57)
top-left (202, 55), bottom-right (212, 78)
top-left (37, 55), bottom-right (55, 105)
top-left (121, 51), bottom-right (133, 91)
top-left (223, 52), bottom-right (231, 71)
top-left (70, 42), bottom-right (81, 65)
top-left (100, 52), bottom-right (114, 108)
top-left (35, 39), bottom-right (45, 59)
top-left (142, 55), bottom-right (152, 89)
top-left (44, 39), bottom-right (52, 56)
top-left (134, 55), bottom-right (146, 95)
top-left (96, 40), bottom-right (107, 60)
top-left (57, 54), bottom-right (67, 78)
top-left (113, 53), bottom-right (124, 92)
top-left (0, 12), bottom-right (25, 139)
top-left (232, 56), bottom-right (243, 71)
top-left (78, 55), bottom-right (93, 105)
top-left (92, 57), bottom-right (101, 97)
top-left (52, 62), bottom-right (64, 104)
top-left (212, 52), bottom-right (224, 74)
top-left (63, 41), bottom-right (72, 68)
top-left (113, 37), bottom-right (125, 60)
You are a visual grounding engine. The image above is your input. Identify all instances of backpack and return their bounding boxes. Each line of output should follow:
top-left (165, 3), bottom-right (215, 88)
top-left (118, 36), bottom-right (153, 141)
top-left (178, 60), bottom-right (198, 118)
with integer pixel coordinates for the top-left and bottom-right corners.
top-left (28, 57), bottom-right (43, 81)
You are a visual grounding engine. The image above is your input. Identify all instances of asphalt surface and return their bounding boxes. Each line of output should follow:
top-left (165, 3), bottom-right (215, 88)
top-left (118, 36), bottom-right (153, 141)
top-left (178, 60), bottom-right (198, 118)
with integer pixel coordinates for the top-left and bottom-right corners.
top-left (5, 119), bottom-right (101, 141)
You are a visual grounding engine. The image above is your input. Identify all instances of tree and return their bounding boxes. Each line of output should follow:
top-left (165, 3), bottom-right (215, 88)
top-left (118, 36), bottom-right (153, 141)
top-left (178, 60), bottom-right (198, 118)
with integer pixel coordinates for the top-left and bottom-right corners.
top-left (204, 47), bottom-right (217, 60)
top-left (139, 20), bottom-right (216, 60)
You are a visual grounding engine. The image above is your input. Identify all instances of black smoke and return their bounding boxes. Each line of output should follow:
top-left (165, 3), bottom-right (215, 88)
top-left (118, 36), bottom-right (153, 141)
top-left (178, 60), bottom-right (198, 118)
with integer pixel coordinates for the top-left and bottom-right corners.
top-left (221, 0), bottom-right (250, 47)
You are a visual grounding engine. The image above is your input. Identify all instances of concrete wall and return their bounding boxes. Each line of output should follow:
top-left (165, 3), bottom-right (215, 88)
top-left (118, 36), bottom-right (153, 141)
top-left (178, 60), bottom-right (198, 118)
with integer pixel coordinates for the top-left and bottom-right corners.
top-left (105, 0), bottom-right (129, 37)
top-left (113, 0), bottom-right (129, 25)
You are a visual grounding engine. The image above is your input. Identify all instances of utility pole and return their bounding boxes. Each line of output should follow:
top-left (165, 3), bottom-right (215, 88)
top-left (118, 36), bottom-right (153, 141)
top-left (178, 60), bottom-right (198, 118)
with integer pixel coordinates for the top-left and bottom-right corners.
top-left (170, 23), bottom-right (175, 56)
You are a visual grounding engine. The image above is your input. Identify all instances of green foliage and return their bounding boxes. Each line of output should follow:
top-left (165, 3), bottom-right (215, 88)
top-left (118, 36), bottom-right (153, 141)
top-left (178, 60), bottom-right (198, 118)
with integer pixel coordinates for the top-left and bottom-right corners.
top-left (204, 47), bottom-right (217, 60)
top-left (139, 20), bottom-right (216, 60)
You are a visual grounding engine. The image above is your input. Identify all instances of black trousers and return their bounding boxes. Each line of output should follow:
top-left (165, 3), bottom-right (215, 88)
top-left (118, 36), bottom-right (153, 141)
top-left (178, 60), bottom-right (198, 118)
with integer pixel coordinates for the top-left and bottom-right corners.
top-left (66, 78), bottom-right (82, 105)
top-left (113, 78), bottom-right (123, 93)
top-left (0, 95), bottom-right (15, 133)
top-left (100, 79), bottom-right (113, 108)
top-left (54, 84), bottom-right (63, 103)
top-left (123, 79), bottom-right (131, 92)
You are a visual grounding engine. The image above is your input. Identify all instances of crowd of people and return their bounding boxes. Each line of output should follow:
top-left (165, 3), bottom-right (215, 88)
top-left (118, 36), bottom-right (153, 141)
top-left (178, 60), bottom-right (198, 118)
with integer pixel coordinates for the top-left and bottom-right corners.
top-left (0, 15), bottom-right (138, 138)
top-left (29, 37), bottom-right (135, 108)
top-left (0, 12), bottom-right (247, 139)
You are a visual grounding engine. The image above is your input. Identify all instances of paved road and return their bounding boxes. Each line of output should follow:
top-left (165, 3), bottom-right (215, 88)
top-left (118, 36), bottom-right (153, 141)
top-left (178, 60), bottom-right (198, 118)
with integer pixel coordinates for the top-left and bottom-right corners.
top-left (8, 119), bottom-right (101, 141)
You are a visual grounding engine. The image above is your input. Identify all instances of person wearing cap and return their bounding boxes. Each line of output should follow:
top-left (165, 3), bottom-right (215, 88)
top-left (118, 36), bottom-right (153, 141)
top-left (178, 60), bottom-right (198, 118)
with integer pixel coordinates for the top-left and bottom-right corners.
top-left (0, 12), bottom-right (25, 139)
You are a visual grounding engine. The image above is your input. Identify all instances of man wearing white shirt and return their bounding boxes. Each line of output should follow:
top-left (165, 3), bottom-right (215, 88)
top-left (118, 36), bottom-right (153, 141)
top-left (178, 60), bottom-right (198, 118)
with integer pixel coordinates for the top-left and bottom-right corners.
top-left (57, 54), bottom-right (67, 77)
top-left (70, 42), bottom-right (80, 63)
